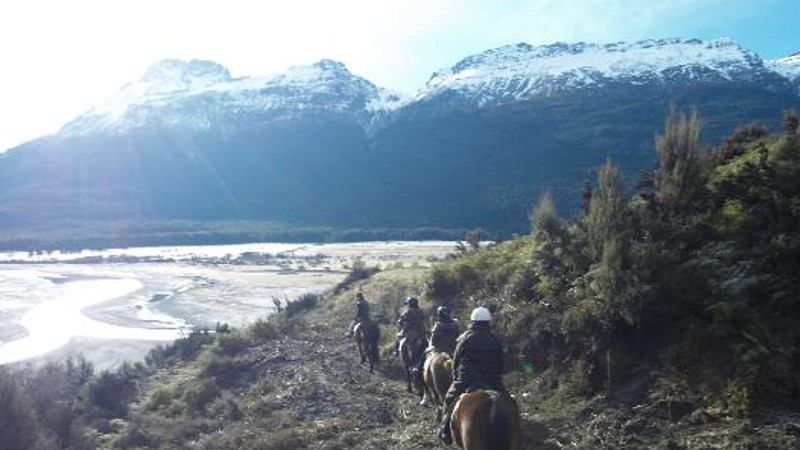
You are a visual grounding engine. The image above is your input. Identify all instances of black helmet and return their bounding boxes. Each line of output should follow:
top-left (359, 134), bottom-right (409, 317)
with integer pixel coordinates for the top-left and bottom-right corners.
top-left (355, 292), bottom-right (365, 302)
top-left (404, 296), bottom-right (418, 308)
top-left (437, 305), bottom-right (450, 321)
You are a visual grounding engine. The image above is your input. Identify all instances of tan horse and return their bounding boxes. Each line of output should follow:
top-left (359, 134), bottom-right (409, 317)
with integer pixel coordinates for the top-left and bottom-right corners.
top-left (399, 334), bottom-right (427, 393)
top-left (451, 390), bottom-right (521, 450)
top-left (354, 319), bottom-right (380, 373)
top-left (422, 351), bottom-right (453, 421)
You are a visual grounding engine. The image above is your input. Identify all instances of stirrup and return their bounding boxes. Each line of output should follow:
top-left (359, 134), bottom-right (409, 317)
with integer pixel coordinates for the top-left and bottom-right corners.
top-left (438, 424), bottom-right (452, 445)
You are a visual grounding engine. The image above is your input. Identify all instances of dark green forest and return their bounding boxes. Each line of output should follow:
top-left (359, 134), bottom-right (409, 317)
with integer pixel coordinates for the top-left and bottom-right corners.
top-left (2, 110), bottom-right (800, 449)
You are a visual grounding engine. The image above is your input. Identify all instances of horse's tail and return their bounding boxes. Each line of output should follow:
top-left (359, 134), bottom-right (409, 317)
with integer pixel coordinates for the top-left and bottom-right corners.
top-left (488, 391), bottom-right (511, 450)
top-left (367, 324), bottom-right (380, 362)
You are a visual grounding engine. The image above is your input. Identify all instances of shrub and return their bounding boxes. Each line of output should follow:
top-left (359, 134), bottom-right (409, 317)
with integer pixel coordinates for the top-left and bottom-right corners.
top-left (333, 260), bottom-right (381, 294)
top-left (0, 369), bottom-right (40, 450)
top-left (215, 331), bottom-right (252, 356)
top-left (249, 318), bottom-right (282, 342)
top-left (284, 292), bottom-right (321, 317)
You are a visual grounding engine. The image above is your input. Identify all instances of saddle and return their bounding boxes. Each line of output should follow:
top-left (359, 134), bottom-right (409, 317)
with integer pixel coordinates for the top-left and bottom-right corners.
top-left (464, 381), bottom-right (498, 393)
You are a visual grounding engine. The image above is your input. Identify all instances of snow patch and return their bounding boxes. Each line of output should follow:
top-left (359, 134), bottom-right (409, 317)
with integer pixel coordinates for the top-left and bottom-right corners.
top-left (767, 51), bottom-right (800, 82)
top-left (61, 58), bottom-right (403, 135)
top-left (421, 38), bottom-right (767, 103)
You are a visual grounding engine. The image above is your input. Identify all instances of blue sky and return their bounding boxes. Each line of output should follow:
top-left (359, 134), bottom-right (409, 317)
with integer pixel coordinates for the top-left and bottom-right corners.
top-left (0, 0), bottom-right (797, 152)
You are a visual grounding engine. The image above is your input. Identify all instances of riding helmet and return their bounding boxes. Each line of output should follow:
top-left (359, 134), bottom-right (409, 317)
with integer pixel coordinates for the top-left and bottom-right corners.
top-left (404, 296), bottom-right (419, 307)
top-left (437, 305), bottom-right (450, 321)
top-left (470, 306), bottom-right (491, 322)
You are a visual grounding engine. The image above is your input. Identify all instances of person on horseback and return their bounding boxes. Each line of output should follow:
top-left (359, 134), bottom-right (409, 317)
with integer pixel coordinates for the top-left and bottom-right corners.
top-left (430, 305), bottom-right (460, 355)
top-left (438, 306), bottom-right (505, 445)
top-left (347, 292), bottom-right (370, 339)
top-left (393, 296), bottom-right (426, 357)
top-left (417, 305), bottom-right (460, 406)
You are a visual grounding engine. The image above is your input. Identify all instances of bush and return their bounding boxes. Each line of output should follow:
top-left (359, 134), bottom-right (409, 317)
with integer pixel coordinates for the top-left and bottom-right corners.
top-left (215, 331), bottom-right (252, 356)
top-left (249, 318), bottom-right (282, 341)
top-left (0, 369), bottom-right (40, 450)
top-left (333, 260), bottom-right (381, 294)
top-left (145, 328), bottom-right (214, 367)
top-left (284, 292), bottom-right (321, 317)
top-left (199, 353), bottom-right (246, 386)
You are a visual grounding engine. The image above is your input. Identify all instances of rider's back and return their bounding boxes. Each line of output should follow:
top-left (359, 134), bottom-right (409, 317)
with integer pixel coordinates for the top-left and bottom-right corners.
top-left (453, 321), bottom-right (504, 387)
top-left (399, 307), bottom-right (426, 336)
top-left (431, 319), bottom-right (460, 355)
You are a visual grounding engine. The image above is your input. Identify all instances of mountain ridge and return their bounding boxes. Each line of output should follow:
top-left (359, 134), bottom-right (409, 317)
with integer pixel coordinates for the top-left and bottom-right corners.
top-left (0, 37), bottom-right (799, 248)
top-left (57, 37), bottom-right (799, 138)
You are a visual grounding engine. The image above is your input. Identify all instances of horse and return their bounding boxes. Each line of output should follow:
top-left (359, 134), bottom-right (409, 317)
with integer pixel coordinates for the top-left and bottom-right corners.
top-left (354, 319), bottom-right (380, 373)
top-left (450, 389), bottom-right (521, 450)
top-left (399, 333), bottom-right (427, 393)
top-left (422, 351), bottom-right (453, 421)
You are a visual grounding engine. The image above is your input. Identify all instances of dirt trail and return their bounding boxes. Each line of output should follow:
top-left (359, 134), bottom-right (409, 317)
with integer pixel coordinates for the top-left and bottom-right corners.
top-left (246, 317), bottom-right (443, 449)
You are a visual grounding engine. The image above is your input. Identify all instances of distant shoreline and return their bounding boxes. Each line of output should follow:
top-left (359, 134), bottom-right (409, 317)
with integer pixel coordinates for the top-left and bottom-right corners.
top-left (0, 221), bottom-right (473, 253)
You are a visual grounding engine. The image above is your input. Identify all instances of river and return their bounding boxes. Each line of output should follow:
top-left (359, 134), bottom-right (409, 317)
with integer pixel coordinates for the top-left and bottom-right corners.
top-left (0, 241), bottom-right (455, 368)
top-left (0, 278), bottom-right (185, 365)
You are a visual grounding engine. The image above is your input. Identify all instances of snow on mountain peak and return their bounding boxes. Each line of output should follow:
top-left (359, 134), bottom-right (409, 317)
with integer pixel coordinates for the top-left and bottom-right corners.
top-left (422, 37), bottom-right (765, 104)
top-left (768, 50), bottom-right (800, 81)
top-left (60, 58), bottom-right (404, 135)
top-left (138, 59), bottom-right (232, 95)
top-left (143, 59), bottom-right (231, 84)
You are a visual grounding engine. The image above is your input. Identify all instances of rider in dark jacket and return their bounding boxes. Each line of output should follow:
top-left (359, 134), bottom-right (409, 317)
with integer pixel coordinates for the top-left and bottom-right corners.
top-left (393, 296), bottom-right (426, 356)
top-left (347, 292), bottom-right (371, 338)
top-left (438, 306), bottom-right (505, 445)
top-left (429, 306), bottom-right (460, 355)
top-left (417, 305), bottom-right (461, 406)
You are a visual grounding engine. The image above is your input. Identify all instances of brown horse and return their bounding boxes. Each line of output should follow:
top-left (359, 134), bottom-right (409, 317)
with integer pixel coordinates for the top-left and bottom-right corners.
top-left (399, 334), bottom-right (427, 393)
top-left (422, 351), bottom-right (453, 421)
top-left (450, 390), bottom-right (521, 450)
top-left (354, 319), bottom-right (380, 373)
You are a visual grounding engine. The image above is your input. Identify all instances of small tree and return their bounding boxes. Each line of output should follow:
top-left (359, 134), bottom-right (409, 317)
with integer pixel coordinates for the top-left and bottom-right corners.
top-left (585, 160), bottom-right (628, 260)
top-left (531, 191), bottom-right (562, 238)
top-left (0, 369), bottom-right (40, 450)
top-left (655, 108), bottom-right (704, 209)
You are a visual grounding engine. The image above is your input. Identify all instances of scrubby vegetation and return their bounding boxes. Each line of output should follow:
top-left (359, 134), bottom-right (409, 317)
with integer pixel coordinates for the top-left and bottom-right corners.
top-left (425, 110), bottom-right (800, 445)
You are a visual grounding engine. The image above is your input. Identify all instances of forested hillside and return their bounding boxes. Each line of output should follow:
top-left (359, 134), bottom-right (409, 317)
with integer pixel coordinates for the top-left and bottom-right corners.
top-left (2, 110), bottom-right (800, 449)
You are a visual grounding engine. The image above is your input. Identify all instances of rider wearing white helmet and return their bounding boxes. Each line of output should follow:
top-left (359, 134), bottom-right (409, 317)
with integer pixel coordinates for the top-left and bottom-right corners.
top-left (438, 306), bottom-right (505, 445)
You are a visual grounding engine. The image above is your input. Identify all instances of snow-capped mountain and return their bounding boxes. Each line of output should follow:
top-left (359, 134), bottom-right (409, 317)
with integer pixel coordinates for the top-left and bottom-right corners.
top-left (419, 38), bottom-right (785, 105)
top-left (768, 51), bottom-right (800, 92)
top-left (2, 38), bottom-right (798, 246)
top-left (61, 58), bottom-right (408, 135)
top-left (59, 38), bottom-right (798, 136)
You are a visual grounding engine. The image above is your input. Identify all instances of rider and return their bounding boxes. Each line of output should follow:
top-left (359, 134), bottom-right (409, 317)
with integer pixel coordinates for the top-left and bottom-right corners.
top-left (417, 305), bottom-right (460, 406)
top-left (393, 296), bottom-right (426, 357)
top-left (429, 305), bottom-right (460, 355)
top-left (438, 306), bottom-right (505, 445)
top-left (347, 292), bottom-right (371, 339)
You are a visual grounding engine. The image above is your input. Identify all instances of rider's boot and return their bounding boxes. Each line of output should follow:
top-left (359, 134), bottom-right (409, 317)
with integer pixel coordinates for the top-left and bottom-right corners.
top-left (438, 414), bottom-right (453, 445)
